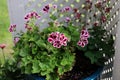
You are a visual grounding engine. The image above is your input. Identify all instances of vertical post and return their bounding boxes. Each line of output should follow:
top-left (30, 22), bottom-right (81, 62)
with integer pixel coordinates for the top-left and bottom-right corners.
top-left (7, 0), bottom-right (26, 34)
top-left (113, 5), bottom-right (120, 80)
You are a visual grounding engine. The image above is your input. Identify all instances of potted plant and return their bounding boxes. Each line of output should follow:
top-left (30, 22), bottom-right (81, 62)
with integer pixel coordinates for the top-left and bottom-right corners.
top-left (9, 0), bottom-right (114, 80)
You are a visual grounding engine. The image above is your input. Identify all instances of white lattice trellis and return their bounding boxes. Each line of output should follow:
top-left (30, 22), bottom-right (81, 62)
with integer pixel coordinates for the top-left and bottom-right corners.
top-left (7, 0), bottom-right (120, 80)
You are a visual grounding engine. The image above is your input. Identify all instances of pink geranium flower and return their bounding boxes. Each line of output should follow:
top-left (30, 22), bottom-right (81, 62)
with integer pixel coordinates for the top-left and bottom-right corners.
top-left (14, 37), bottom-right (20, 45)
top-left (75, 13), bottom-right (81, 19)
top-left (73, 8), bottom-right (78, 13)
top-left (93, 21), bottom-right (99, 27)
top-left (80, 29), bottom-right (90, 39)
top-left (65, 17), bottom-right (71, 22)
top-left (77, 29), bottom-right (90, 47)
top-left (105, 7), bottom-right (111, 13)
top-left (77, 41), bottom-right (86, 48)
top-left (9, 24), bottom-right (16, 32)
top-left (24, 11), bottom-right (40, 20)
top-left (48, 38), bottom-right (53, 43)
top-left (48, 32), bottom-right (69, 48)
top-left (64, 7), bottom-right (71, 12)
top-left (53, 5), bottom-right (57, 9)
top-left (43, 5), bottom-right (50, 13)
top-left (0, 44), bottom-right (6, 49)
top-left (61, 6), bottom-right (71, 12)
top-left (53, 40), bottom-right (62, 48)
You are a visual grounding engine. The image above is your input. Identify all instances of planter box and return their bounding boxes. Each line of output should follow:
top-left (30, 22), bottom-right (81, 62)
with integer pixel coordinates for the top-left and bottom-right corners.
top-left (26, 67), bottom-right (103, 80)
top-left (26, 75), bottom-right (45, 80)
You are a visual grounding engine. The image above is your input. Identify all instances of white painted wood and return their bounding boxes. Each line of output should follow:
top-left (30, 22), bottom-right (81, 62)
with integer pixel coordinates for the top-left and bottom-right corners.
top-left (7, 0), bottom-right (86, 32)
top-left (7, 0), bottom-right (26, 33)
top-left (113, 3), bottom-right (120, 80)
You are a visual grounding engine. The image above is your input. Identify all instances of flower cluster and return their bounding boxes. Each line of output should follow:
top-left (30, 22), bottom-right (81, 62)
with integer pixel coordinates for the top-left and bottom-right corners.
top-left (8, 24), bottom-right (20, 45)
top-left (62, 6), bottom-right (71, 12)
top-left (65, 17), bottom-right (71, 22)
top-left (77, 29), bottom-right (90, 47)
top-left (14, 37), bottom-right (20, 45)
top-left (24, 12), bottom-right (40, 31)
top-left (9, 24), bottom-right (16, 32)
top-left (24, 11), bottom-right (40, 21)
top-left (48, 32), bottom-right (69, 48)
top-left (43, 5), bottom-right (50, 13)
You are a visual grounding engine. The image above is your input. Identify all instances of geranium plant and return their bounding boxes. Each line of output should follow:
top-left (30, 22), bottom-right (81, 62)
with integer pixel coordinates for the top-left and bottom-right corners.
top-left (11, 0), bottom-right (114, 80)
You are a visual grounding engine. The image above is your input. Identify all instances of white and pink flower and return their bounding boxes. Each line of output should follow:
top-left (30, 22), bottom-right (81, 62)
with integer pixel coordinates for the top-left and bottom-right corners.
top-left (65, 17), bottom-right (71, 22)
top-left (24, 11), bottom-right (40, 20)
top-left (80, 29), bottom-right (90, 39)
top-left (77, 41), bottom-right (86, 48)
top-left (64, 6), bottom-right (71, 12)
top-left (48, 32), bottom-right (69, 48)
top-left (42, 5), bottom-right (50, 13)
top-left (9, 24), bottom-right (16, 32)
top-left (14, 37), bottom-right (20, 45)
top-left (77, 29), bottom-right (90, 47)
top-left (53, 5), bottom-right (57, 9)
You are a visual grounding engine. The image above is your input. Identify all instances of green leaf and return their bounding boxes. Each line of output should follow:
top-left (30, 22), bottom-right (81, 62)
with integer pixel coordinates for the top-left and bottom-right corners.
top-left (32, 60), bottom-right (40, 73)
top-left (46, 73), bottom-right (59, 80)
top-left (61, 59), bottom-right (68, 66)
top-left (21, 57), bottom-right (29, 66)
top-left (50, 15), bottom-right (57, 20)
top-left (39, 63), bottom-right (47, 71)
top-left (25, 64), bottom-right (32, 74)
top-left (88, 45), bottom-right (95, 50)
top-left (58, 67), bottom-right (64, 75)
top-left (85, 51), bottom-right (97, 64)
top-left (19, 49), bottom-right (28, 57)
top-left (32, 47), bottom-right (38, 54)
top-left (36, 40), bottom-right (46, 48)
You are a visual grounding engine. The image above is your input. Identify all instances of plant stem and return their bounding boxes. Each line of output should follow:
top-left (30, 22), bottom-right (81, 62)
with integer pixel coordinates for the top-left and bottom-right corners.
top-left (2, 49), bottom-right (5, 63)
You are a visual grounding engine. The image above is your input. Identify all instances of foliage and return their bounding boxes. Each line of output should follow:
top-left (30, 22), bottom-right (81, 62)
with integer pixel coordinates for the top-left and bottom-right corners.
top-left (7, 0), bottom-right (115, 80)
top-left (13, 25), bottom-right (76, 80)
top-left (85, 27), bottom-right (114, 65)
top-left (0, 57), bottom-right (25, 80)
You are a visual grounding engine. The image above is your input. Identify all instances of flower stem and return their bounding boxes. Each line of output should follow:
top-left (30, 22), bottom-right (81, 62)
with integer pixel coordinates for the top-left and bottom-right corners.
top-left (2, 49), bottom-right (5, 63)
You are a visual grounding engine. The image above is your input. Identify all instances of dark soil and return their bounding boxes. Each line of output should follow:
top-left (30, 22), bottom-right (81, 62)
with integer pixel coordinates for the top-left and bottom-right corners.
top-left (60, 51), bottom-right (100, 80)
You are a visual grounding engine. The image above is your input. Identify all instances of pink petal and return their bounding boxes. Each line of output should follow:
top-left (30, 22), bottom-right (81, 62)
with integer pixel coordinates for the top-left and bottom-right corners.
top-left (77, 41), bottom-right (86, 47)
top-left (83, 39), bottom-right (88, 45)
top-left (81, 42), bottom-right (86, 47)
top-left (53, 43), bottom-right (57, 48)
top-left (48, 38), bottom-right (53, 43)
top-left (53, 5), bottom-right (57, 9)
top-left (14, 37), bottom-right (20, 44)
top-left (9, 27), bottom-right (13, 32)
top-left (0, 44), bottom-right (6, 49)
top-left (63, 42), bottom-right (67, 46)
top-left (65, 17), bottom-right (71, 22)
top-left (56, 44), bottom-right (62, 48)
top-left (64, 7), bottom-right (71, 11)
